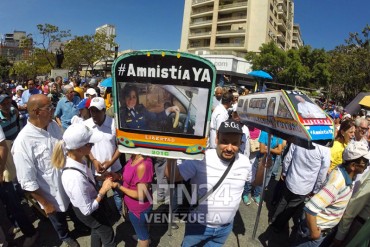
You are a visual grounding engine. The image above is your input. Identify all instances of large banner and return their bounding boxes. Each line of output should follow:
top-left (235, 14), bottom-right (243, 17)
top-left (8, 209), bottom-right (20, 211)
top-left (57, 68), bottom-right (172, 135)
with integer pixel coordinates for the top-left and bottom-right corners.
top-left (112, 50), bottom-right (216, 160)
top-left (237, 90), bottom-right (334, 148)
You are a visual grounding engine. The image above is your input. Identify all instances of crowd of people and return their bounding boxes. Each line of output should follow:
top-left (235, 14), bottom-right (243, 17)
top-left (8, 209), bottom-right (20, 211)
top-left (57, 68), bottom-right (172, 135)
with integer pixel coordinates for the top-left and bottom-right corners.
top-left (0, 77), bottom-right (370, 247)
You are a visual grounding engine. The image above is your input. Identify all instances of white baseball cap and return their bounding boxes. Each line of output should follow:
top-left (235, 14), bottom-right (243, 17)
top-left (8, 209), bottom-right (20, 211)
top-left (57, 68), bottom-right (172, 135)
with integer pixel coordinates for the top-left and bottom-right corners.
top-left (89, 97), bottom-right (106, 110)
top-left (63, 123), bottom-right (103, 150)
top-left (16, 85), bottom-right (25, 91)
top-left (86, 88), bottom-right (97, 96)
top-left (343, 141), bottom-right (370, 161)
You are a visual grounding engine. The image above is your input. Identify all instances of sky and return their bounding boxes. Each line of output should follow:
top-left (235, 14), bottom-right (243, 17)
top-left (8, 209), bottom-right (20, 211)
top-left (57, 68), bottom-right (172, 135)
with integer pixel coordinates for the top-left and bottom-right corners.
top-left (0, 0), bottom-right (369, 52)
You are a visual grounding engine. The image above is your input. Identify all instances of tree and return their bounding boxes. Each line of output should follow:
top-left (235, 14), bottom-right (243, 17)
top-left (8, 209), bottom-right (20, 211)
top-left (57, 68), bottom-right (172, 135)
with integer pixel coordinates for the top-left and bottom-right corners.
top-left (328, 25), bottom-right (370, 104)
top-left (279, 49), bottom-right (310, 88)
top-left (0, 56), bottom-right (11, 80)
top-left (245, 41), bottom-right (287, 81)
top-left (9, 61), bottom-right (37, 81)
top-left (63, 32), bottom-right (117, 76)
top-left (35, 23), bottom-right (71, 69)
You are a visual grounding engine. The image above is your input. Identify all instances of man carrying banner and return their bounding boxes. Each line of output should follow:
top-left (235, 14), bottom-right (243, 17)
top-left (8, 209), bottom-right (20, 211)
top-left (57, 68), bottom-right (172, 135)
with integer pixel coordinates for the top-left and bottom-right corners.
top-left (166, 119), bottom-right (269, 246)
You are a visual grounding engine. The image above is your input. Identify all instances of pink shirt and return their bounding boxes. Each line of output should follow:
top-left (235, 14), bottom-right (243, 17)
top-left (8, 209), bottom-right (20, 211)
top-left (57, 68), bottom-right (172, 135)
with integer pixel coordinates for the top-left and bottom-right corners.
top-left (249, 127), bottom-right (261, 140)
top-left (122, 157), bottom-right (153, 218)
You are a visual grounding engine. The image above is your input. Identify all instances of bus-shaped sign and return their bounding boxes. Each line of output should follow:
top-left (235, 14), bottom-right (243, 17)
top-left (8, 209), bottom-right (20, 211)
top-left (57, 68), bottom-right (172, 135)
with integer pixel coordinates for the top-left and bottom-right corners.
top-left (112, 50), bottom-right (216, 160)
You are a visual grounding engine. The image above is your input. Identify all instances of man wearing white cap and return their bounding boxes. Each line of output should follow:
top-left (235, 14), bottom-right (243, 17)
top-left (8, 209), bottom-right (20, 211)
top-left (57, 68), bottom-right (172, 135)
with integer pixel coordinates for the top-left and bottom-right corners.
top-left (13, 85), bottom-right (28, 128)
top-left (84, 97), bottom-right (122, 215)
top-left (166, 119), bottom-right (269, 246)
top-left (292, 141), bottom-right (370, 247)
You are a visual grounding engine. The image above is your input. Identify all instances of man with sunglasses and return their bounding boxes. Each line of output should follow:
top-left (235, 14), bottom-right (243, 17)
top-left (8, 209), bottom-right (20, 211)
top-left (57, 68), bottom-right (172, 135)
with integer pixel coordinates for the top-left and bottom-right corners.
top-left (12, 94), bottom-right (79, 247)
top-left (292, 141), bottom-right (370, 247)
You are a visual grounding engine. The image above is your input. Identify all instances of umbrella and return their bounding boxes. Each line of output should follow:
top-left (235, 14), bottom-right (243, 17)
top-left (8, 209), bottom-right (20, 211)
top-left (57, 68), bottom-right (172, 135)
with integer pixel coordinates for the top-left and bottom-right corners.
top-left (100, 77), bottom-right (112, 87)
top-left (248, 70), bottom-right (273, 80)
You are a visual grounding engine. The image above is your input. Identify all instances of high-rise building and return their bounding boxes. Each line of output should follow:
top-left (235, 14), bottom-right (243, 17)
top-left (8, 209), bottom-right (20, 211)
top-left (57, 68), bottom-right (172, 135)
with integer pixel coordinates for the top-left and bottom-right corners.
top-left (292, 24), bottom-right (303, 49)
top-left (95, 24), bottom-right (116, 50)
top-left (180, 0), bottom-right (300, 57)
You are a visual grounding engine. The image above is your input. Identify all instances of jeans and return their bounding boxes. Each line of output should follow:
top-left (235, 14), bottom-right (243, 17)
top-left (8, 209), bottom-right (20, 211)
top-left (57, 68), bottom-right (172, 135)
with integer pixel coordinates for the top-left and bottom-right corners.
top-left (291, 220), bottom-right (333, 247)
top-left (47, 211), bottom-right (72, 241)
top-left (271, 155), bottom-right (281, 178)
top-left (182, 221), bottom-right (233, 247)
top-left (128, 206), bottom-right (152, 241)
top-left (72, 206), bottom-right (116, 247)
top-left (0, 182), bottom-right (36, 237)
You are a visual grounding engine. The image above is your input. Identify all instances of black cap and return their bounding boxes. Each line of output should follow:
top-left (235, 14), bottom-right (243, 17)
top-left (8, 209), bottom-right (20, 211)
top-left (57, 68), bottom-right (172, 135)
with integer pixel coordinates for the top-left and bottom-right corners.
top-left (218, 119), bottom-right (243, 135)
top-left (0, 94), bottom-right (10, 104)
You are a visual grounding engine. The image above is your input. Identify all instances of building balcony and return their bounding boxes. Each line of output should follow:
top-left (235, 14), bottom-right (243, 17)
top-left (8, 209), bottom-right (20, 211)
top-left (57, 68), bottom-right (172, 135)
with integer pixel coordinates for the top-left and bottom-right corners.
top-left (217, 15), bottom-right (247, 24)
top-left (189, 31), bottom-right (212, 38)
top-left (219, 1), bottom-right (248, 11)
top-left (215, 42), bottom-right (245, 47)
top-left (190, 19), bottom-right (212, 27)
top-left (276, 32), bottom-right (286, 42)
top-left (278, 20), bottom-right (287, 31)
top-left (216, 29), bottom-right (245, 37)
top-left (192, 0), bottom-right (214, 7)
top-left (191, 6), bottom-right (214, 18)
top-left (277, 0), bottom-right (287, 12)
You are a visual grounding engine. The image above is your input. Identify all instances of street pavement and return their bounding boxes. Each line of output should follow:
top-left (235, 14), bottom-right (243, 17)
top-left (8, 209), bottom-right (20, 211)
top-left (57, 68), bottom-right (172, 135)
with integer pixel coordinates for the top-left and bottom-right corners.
top-left (4, 180), bottom-right (294, 247)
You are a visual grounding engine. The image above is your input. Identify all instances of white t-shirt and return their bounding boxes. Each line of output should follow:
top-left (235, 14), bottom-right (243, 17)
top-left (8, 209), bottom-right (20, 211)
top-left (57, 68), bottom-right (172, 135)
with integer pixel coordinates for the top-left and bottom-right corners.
top-left (209, 104), bottom-right (229, 149)
top-left (179, 149), bottom-right (252, 227)
top-left (84, 116), bottom-right (122, 175)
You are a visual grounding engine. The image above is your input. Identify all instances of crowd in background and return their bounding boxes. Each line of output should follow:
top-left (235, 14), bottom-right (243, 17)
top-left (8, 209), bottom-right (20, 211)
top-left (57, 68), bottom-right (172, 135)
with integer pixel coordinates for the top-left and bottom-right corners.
top-left (0, 78), bottom-right (370, 247)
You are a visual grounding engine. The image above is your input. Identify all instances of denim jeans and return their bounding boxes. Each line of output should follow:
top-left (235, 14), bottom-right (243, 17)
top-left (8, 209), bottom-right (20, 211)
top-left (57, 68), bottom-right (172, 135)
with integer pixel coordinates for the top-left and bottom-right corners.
top-left (128, 206), bottom-right (152, 241)
top-left (0, 182), bottom-right (36, 237)
top-left (182, 221), bottom-right (233, 247)
top-left (47, 211), bottom-right (71, 241)
top-left (291, 220), bottom-right (333, 247)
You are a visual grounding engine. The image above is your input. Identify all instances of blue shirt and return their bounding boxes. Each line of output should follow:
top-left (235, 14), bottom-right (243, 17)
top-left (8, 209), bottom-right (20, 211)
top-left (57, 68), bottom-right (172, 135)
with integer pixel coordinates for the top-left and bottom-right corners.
top-left (21, 88), bottom-right (42, 103)
top-left (258, 131), bottom-right (283, 161)
top-left (54, 96), bottom-right (80, 129)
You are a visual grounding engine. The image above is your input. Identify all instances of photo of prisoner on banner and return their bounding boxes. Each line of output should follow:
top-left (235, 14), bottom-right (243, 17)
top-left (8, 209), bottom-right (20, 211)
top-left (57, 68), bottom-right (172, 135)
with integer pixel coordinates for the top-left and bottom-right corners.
top-left (286, 91), bottom-right (326, 119)
top-left (118, 82), bottom-right (208, 137)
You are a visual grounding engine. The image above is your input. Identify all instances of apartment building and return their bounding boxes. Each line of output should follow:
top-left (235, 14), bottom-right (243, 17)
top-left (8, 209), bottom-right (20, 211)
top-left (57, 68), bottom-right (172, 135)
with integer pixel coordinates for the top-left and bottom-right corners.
top-left (95, 24), bottom-right (116, 50)
top-left (180, 0), bottom-right (300, 57)
top-left (0, 31), bottom-right (31, 62)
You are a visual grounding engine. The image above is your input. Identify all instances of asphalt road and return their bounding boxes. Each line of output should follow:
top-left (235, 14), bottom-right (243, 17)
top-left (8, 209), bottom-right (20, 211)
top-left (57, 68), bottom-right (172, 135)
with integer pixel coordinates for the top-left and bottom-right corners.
top-left (3, 179), bottom-right (294, 247)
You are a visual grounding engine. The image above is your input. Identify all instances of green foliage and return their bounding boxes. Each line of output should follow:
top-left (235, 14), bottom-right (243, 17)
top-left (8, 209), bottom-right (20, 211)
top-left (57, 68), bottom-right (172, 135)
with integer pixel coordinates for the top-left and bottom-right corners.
top-left (35, 23), bottom-right (71, 69)
top-left (328, 25), bottom-right (370, 104)
top-left (0, 56), bottom-right (11, 80)
top-left (9, 61), bottom-right (37, 81)
top-left (63, 32), bottom-right (117, 75)
top-left (246, 41), bottom-right (287, 79)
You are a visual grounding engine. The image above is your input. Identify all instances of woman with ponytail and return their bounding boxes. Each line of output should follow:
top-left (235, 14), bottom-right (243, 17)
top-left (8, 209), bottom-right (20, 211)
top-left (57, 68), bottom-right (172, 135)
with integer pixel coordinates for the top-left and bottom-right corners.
top-left (52, 123), bottom-right (116, 247)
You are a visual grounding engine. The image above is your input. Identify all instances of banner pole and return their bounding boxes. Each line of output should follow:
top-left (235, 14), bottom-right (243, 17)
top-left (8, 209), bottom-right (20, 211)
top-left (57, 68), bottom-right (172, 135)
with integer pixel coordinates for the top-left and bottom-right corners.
top-left (252, 133), bottom-right (272, 239)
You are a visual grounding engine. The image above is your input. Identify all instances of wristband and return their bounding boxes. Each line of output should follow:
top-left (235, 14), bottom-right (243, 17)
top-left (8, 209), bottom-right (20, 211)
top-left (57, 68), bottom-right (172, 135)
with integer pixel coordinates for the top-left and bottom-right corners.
top-left (97, 193), bottom-right (104, 200)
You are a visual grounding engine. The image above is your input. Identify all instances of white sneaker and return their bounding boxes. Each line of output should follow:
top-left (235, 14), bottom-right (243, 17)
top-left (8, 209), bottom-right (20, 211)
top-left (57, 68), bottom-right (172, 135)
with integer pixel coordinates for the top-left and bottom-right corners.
top-left (23, 232), bottom-right (39, 247)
